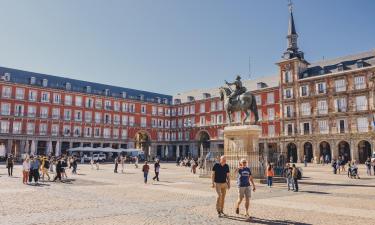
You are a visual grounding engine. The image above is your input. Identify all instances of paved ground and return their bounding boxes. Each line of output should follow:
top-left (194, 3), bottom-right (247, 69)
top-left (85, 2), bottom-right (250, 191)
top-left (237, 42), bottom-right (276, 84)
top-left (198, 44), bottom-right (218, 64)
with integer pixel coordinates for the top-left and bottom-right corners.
top-left (0, 162), bottom-right (374, 225)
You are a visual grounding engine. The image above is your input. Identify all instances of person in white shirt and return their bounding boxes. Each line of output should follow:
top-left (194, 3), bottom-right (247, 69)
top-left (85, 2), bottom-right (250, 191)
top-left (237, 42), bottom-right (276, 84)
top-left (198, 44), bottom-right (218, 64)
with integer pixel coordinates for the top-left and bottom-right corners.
top-left (22, 158), bottom-right (30, 184)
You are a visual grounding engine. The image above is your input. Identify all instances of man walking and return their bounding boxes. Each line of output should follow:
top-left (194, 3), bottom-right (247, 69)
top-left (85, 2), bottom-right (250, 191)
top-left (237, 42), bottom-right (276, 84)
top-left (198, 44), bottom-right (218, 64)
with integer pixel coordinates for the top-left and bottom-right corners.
top-left (29, 156), bottom-right (40, 185)
top-left (292, 164), bottom-right (299, 192)
top-left (211, 156), bottom-right (230, 217)
top-left (142, 161), bottom-right (150, 184)
top-left (235, 159), bottom-right (256, 218)
top-left (152, 160), bottom-right (160, 181)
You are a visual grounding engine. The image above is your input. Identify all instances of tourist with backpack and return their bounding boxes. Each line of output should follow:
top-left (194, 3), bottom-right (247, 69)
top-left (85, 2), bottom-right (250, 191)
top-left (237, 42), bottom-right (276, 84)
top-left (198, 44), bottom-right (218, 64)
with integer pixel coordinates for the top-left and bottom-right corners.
top-left (292, 164), bottom-right (299, 192)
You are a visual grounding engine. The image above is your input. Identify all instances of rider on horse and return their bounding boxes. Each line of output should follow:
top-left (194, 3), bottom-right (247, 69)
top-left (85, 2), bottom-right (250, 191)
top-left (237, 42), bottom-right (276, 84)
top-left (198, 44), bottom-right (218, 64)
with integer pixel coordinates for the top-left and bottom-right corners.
top-left (225, 75), bottom-right (247, 104)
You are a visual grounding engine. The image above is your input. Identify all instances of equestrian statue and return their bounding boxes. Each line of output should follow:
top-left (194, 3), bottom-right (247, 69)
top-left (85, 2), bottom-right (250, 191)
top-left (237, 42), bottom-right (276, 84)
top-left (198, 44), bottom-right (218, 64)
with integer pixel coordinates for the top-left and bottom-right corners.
top-left (219, 75), bottom-right (259, 126)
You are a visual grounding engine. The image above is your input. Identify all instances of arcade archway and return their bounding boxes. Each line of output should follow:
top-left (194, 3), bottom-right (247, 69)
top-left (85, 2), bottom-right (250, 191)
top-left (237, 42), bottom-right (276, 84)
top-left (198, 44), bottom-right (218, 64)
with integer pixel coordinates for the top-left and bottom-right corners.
top-left (358, 140), bottom-right (371, 164)
top-left (197, 131), bottom-right (210, 158)
top-left (338, 141), bottom-right (350, 163)
top-left (303, 142), bottom-right (313, 163)
top-left (287, 143), bottom-right (297, 163)
top-left (135, 131), bottom-right (151, 159)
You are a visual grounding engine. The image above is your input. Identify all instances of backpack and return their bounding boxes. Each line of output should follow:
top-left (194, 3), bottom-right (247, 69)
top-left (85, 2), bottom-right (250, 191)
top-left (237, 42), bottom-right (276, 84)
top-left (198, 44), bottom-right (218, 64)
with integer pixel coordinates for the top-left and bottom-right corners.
top-left (297, 169), bottom-right (302, 180)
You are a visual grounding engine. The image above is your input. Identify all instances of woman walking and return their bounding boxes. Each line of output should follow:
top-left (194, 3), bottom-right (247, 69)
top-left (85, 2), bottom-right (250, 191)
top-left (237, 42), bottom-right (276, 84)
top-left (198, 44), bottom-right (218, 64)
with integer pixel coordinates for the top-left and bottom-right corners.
top-left (22, 157), bottom-right (30, 184)
top-left (266, 164), bottom-right (274, 188)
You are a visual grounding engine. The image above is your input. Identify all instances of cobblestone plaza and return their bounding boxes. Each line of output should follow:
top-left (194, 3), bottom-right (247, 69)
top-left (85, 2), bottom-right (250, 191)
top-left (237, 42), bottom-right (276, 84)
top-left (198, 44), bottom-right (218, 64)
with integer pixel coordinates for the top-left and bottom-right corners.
top-left (1, 163), bottom-right (374, 225)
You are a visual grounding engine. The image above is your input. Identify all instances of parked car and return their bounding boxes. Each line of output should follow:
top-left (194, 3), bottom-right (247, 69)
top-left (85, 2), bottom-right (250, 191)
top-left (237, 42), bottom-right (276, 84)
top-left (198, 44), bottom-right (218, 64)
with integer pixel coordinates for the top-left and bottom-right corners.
top-left (83, 153), bottom-right (106, 162)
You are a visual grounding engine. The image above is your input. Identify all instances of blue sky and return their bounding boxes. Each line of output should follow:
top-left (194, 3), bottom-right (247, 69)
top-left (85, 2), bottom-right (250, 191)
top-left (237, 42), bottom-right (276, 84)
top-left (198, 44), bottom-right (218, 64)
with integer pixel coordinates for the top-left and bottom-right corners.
top-left (0, 0), bottom-right (374, 95)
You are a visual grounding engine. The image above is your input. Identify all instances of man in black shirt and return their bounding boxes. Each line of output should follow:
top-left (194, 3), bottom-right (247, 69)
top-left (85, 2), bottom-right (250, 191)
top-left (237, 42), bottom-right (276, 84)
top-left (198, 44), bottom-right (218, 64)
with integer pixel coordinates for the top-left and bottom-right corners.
top-left (211, 156), bottom-right (230, 217)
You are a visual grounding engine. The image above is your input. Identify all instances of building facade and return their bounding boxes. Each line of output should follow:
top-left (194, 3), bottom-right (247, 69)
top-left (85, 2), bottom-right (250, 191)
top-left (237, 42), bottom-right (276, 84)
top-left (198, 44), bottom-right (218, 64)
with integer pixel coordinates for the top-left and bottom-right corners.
top-left (0, 4), bottom-right (374, 163)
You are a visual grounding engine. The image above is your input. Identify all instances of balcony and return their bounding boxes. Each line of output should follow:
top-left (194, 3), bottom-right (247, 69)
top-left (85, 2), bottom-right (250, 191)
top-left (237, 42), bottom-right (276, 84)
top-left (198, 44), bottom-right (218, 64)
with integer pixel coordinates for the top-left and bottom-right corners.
top-left (28, 113), bottom-right (36, 118)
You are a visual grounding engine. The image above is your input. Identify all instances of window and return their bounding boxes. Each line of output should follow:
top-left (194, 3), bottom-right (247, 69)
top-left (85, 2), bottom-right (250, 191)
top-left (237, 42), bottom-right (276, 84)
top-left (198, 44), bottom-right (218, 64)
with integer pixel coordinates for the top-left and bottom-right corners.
top-left (113, 114), bottom-right (120, 125)
top-left (113, 129), bottom-right (119, 138)
top-left (141, 105), bottom-right (147, 114)
top-left (284, 70), bottom-right (292, 83)
top-left (85, 111), bottom-right (92, 122)
top-left (335, 79), bottom-right (346, 92)
top-left (357, 117), bottom-right (368, 132)
top-left (210, 102), bottom-right (216, 111)
top-left (300, 85), bottom-right (309, 97)
top-left (105, 100), bottom-right (111, 110)
top-left (301, 122), bottom-right (310, 135)
top-left (318, 120), bottom-right (329, 134)
top-left (95, 112), bottom-right (102, 123)
top-left (27, 105), bottom-right (36, 117)
top-left (51, 124), bottom-right (59, 136)
top-left (300, 102), bottom-right (311, 116)
top-left (185, 131), bottom-right (191, 141)
top-left (335, 98), bottom-right (347, 112)
top-left (73, 126), bottom-right (81, 137)
top-left (12, 121), bottom-right (22, 134)
top-left (42, 79), bottom-right (48, 87)
top-left (103, 128), bottom-right (111, 138)
top-left (64, 109), bottom-right (71, 121)
top-left (27, 123), bottom-right (35, 135)
top-left (284, 88), bottom-right (293, 99)
top-left (200, 103), bottom-right (205, 113)
top-left (122, 115), bottom-right (128, 125)
top-left (104, 114), bottom-right (111, 124)
top-left (74, 110), bottom-right (82, 121)
top-left (84, 127), bottom-right (92, 137)
top-left (200, 116), bottom-right (206, 126)
top-left (268, 125), bottom-right (275, 137)
top-left (337, 119), bottom-right (346, 134)
top-left (284, 105), bottom-right (293, 118)
top-left (316, 82), bottom-right (326, 94)
top-left (141, 117), bottom-right (147, 127)
top-left (158, 119), bottom-right (164, 128)
top-left (29, 90), bottom-right (37, 101)
top-left (152, 106), bottom-right (157, 115)
top-left (354, 76), bottom-right (365, 90)
top-left (1, 86), bottom-right (11, 98)
top-left (152, 118), bottom-right (157, 128)
top-left (14, 104), bottom-right (24, 117)
top-left (217, 114), bottom-right (223, 124)
top-left (129, 116), bottom-right (135, 126)
top-left (165, 108), bottom-right (170, 116)
top-left (94, 127), bottom-right (101, 137)
top-left (40, 107), bottom-right (49, 118)
top-left (258, 109), bottom-right (262, 121)
top-left (65, 95), bottom-right (72, 105)
top-left (0, 121), bottom-right (10, 133)
top-left (158, 132), bottom-right (163, 141)
top-left (267, 93), bottom-right (274, 104)
top-left (85, 98), bottom-right (94, 108)
top-left (211, 115), bottom-right (216, 125)
top-left (165, 120), bottom-right (170, 128)
top-left (63, 125), bottom-right (70, 136)
top-left (122, 103), bottom-right (128, 112)
top-left (15, 88), bottom-right (25, 100)
top-left (285, 123), bottom-right (293, 136)
top-left (267, 108), bottom-right (275, 121)
top-left (75, 96), bottom-right (83, 107)
top-left (1, 103), bottom-right (11, 116)
top-left (190, 105), bottom-right (196, 114)
top-left (39, 123), bottom-right (47, 135)
top-left (355, 96), bottom-right (367, 111)
top-left (53, 93), bottom-right (61, 104)
top-left (114, 101), bottom-right (120, 111)
top-left (95, 99), bottom-right (102, 109)
top-left (130, 104), bottom-right (136, 113)
top-left (41, 92), bottom-right (50, 103)
top-left (317, 100), bottom-right (328, 115)
top-left (52, 108), bottom-right (60, 119)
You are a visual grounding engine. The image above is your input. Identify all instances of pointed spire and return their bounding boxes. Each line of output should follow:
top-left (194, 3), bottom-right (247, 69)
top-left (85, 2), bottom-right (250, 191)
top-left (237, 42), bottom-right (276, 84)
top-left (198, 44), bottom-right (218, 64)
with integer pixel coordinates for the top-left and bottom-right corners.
top-left (283, 0), bottom-right (304, 60)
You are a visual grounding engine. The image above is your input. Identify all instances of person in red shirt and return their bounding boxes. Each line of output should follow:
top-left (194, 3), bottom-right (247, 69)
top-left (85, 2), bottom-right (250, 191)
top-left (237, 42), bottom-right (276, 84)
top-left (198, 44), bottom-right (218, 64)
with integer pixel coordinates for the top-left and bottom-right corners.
top-left (142, 161), bottom-right (150, 184)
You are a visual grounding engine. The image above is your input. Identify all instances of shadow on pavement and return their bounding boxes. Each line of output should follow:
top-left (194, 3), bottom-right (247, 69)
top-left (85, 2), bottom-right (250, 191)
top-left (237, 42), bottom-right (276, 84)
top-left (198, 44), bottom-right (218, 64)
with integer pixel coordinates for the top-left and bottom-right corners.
top-left (300, 181), bottom-right (375, 188)
top-left (223, 215), bottom-right (312, 225)
top-left (299, 190), bottom-right (330, 195)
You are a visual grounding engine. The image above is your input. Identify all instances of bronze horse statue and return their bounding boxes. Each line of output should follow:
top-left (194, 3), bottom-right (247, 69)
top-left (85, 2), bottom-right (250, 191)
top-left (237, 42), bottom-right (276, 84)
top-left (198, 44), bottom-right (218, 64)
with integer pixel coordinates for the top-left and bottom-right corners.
top-left (219, 86), bottom-right (259, 126)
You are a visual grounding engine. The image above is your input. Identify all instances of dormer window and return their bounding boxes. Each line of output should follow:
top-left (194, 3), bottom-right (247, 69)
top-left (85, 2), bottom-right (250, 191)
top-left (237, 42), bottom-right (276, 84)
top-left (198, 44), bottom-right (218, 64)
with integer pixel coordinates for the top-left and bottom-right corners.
top-left (104, 89), bottom-right (110, 96)
top-left (174, 99), bottom-right (181, 105)
top-left (30, 76), bottom-right (36, 84)
top-left (121, 91), bottom-right (127, 99)
top-left (319, 68), bottom-right (325, 75)
top-left (3, 72), bottom-right (10, 81)
top-left (187, 96), bottom-right (195, 102)
top-left (163, 98), bottom-right (169, 104)
top-left (139, 94), bottom-right (144, 101)
top-left (337, 63), bottom-right (344, 72)
top-left (42, 79), bottom-right (48, 87)
top-left (357, 60), bottom-right (364, 68)
top-left (85, 86), bottom-right (91, 93)
top-left (65, 82), bottom-right (71, 90)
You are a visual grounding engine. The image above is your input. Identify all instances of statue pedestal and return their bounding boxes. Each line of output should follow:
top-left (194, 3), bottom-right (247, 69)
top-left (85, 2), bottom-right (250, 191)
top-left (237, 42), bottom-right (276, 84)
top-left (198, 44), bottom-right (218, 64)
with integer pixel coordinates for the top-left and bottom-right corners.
top-left (224, 125), bottom-right (263, 178)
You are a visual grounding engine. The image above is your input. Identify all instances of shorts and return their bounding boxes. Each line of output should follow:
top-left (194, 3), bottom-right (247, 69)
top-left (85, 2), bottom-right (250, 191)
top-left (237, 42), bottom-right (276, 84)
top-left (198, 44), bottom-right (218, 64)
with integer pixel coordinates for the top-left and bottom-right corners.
top-left (238, 186), bottom-right (251, 199)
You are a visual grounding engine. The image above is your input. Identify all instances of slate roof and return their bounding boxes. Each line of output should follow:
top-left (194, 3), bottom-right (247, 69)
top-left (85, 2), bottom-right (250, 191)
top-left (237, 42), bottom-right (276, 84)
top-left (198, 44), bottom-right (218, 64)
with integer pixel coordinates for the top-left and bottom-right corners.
top-left (300, 49), bottom-right (375, 79)
top-left (0, 66), bottom-right (172, 104)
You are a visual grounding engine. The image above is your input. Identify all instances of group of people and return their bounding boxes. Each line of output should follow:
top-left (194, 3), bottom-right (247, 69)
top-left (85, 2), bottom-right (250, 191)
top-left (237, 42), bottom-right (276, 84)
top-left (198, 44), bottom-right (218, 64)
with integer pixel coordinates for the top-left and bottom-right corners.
top-left (331, 157), bottom-right (363, 179)
top-left (19, 154), bottom-right (72, 185)
top-left (283, 163), bottom-right (301, 192)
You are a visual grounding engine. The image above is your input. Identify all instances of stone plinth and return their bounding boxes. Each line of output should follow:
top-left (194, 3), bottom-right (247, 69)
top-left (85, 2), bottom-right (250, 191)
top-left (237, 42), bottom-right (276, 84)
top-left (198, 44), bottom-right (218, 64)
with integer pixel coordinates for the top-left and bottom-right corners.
top-left (224, 125), bottom-right (263, 178)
